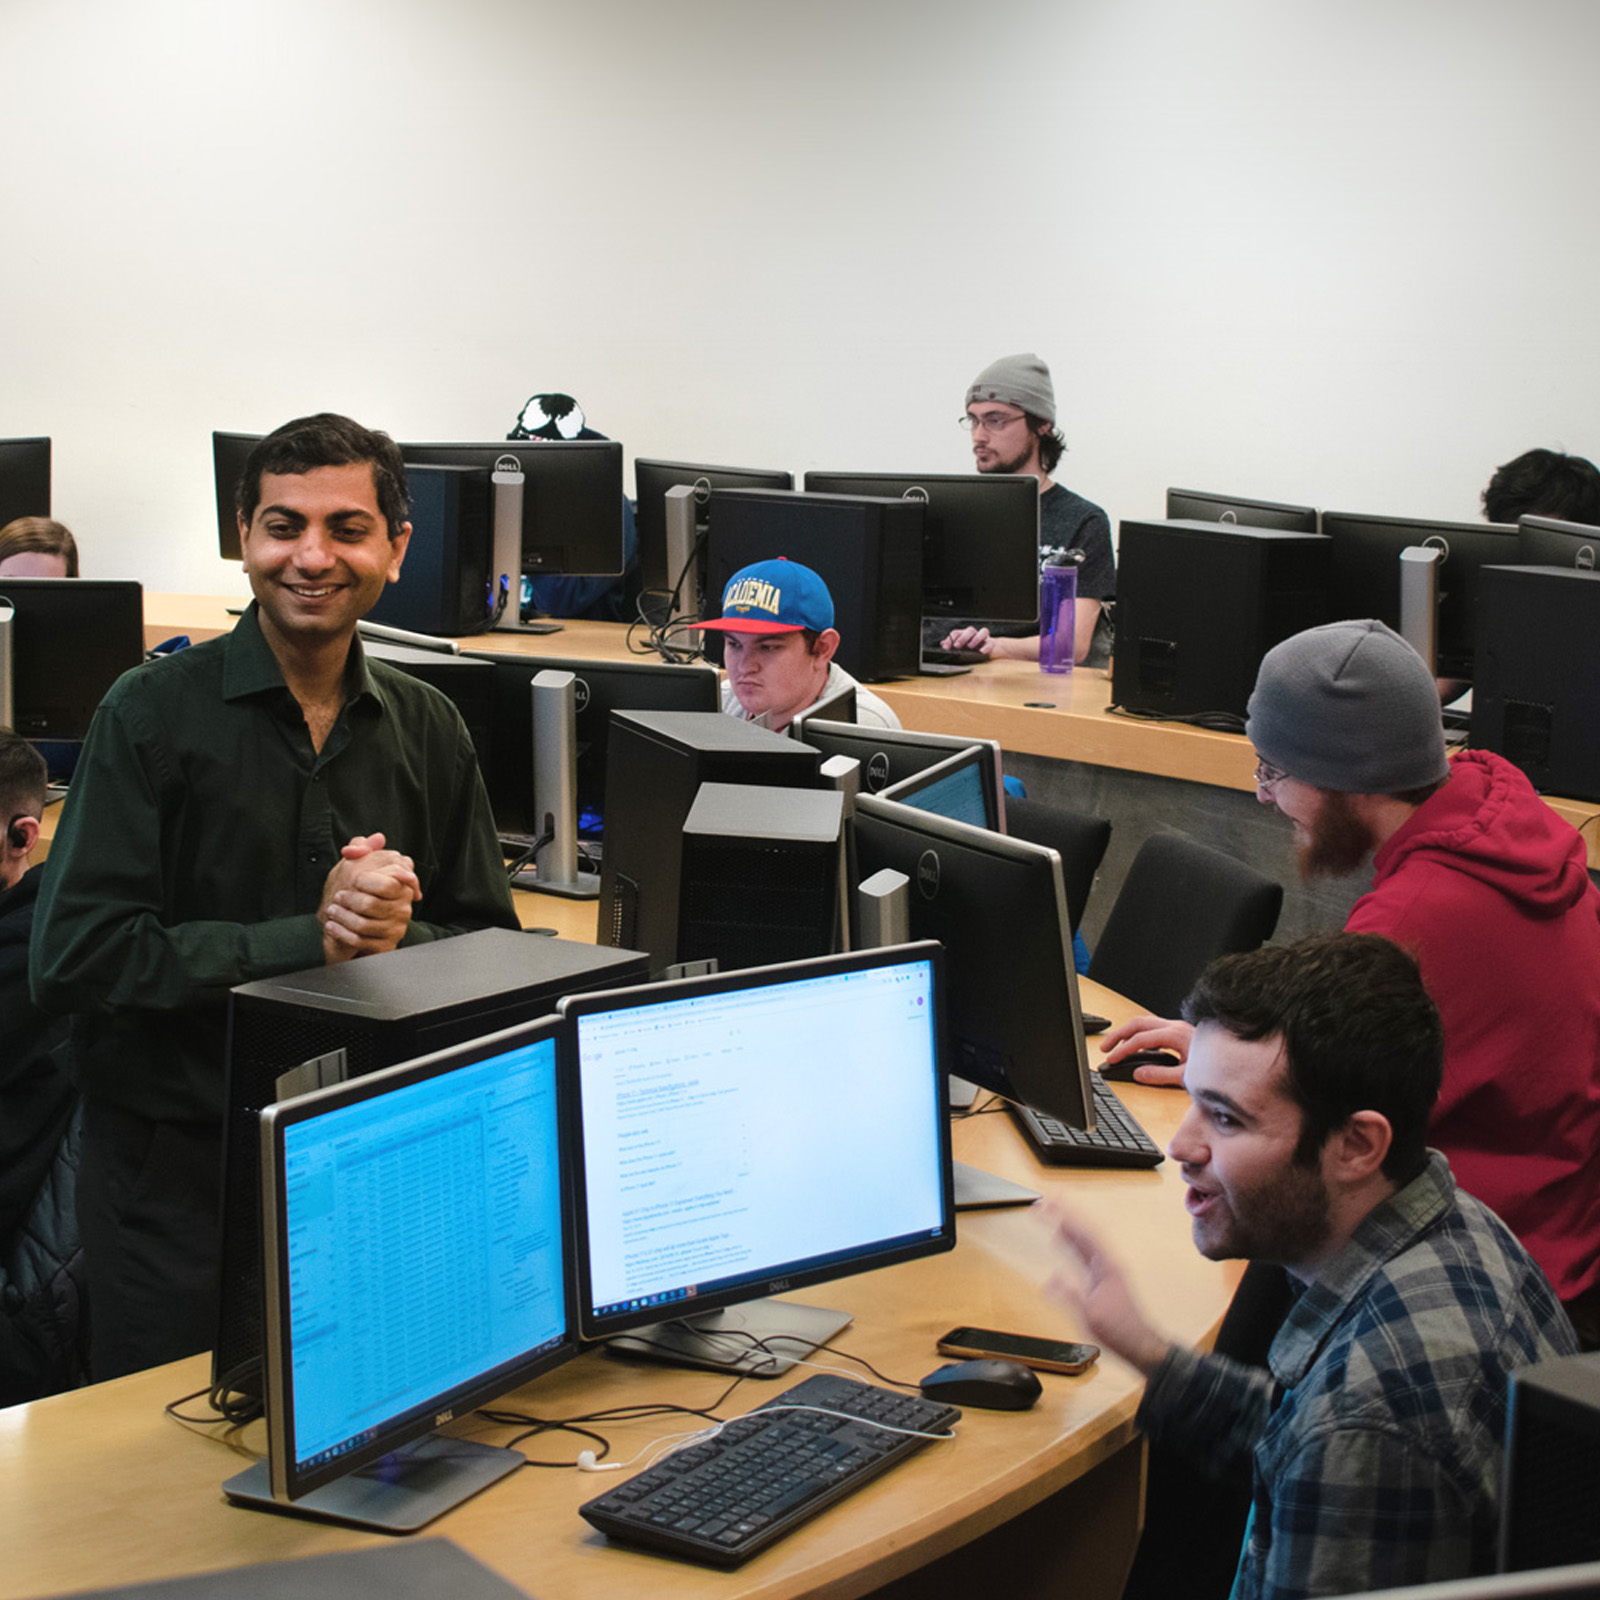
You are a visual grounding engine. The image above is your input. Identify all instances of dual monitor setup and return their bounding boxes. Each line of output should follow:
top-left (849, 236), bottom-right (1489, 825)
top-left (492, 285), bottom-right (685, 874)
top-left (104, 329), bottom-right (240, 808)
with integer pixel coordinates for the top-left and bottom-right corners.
top-left (220, 941), bottom-right (956, 1533)
top-left (1115, 486), bottom-right (1600, 800)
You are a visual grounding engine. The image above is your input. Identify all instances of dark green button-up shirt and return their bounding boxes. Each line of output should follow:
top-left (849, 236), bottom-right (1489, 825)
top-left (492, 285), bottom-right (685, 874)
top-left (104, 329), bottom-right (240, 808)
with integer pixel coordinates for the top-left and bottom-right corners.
top-left (30, 604), bottom-right (518, 1124)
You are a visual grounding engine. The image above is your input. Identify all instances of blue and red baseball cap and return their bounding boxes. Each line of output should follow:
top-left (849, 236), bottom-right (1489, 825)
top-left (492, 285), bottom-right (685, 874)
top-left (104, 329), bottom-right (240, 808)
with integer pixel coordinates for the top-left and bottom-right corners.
top-left (699, 557), bottom-right (835, 634)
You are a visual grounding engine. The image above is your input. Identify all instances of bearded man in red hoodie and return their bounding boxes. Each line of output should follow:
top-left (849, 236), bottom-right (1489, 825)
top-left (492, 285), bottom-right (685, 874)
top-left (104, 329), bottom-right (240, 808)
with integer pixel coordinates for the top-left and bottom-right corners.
top-left (1105, 619), bottom-right (1600, 1346)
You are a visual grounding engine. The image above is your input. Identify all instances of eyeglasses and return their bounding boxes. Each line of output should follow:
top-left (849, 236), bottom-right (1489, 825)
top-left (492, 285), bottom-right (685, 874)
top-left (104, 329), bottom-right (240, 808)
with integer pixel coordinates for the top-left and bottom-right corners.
top-left (959, 410), bottom-right (1027, 434)
top-left (1253, 758), bottom-right (1290, 792)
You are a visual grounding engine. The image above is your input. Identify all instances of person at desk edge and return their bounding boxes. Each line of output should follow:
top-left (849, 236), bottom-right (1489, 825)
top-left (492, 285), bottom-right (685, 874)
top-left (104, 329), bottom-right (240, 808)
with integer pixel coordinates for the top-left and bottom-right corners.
top-left (0, 730), bottom-right (83, 1402)
top-left (1050, 934), bottom-right (1577, 1600)
top-left (703, 557), bottom-right (901, 734)
top-left (938, 351), bottom-right (1115, 667)
top-left (30, 412), bottom-right (519, 1382)
top-left (1104, 619), bottom-right (1600, 1345)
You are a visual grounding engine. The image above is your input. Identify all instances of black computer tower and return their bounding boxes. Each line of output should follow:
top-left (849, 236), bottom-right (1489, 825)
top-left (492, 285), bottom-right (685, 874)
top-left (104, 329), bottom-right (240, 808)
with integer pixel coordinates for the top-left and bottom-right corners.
top-left (679, 783), bottom-right (845, 971)
top-left (597, 711), bottom-right (822, 973)
top-left (1111, 519), bottom-right (1332, 723)
top-left (215, 927), bottom-right (650, 1397)
top-left (1471, 565), bottom-right (1600, 803)
top-left (366, 462), bottom-right (492, 635)
top-left (702, 488), bottom-right (924, 681)
top-left (1502, 1351), bottom-right (1600, 1569)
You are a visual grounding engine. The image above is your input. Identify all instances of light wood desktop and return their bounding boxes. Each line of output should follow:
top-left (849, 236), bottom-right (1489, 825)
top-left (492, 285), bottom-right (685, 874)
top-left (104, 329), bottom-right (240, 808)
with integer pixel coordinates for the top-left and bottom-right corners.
top-left (0, 948), bottom-right (1233, 1600)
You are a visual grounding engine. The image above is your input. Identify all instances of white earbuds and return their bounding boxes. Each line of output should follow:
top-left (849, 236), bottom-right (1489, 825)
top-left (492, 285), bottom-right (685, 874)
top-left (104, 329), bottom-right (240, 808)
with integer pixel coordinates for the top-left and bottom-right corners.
top-left (576, 1449), bottom-right (621, 1472)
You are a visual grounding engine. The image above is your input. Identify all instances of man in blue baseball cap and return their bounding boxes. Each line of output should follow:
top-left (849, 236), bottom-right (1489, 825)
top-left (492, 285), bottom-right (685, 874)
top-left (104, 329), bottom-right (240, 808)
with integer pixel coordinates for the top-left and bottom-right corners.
top-left (700, 558), bottom-right (900, 734)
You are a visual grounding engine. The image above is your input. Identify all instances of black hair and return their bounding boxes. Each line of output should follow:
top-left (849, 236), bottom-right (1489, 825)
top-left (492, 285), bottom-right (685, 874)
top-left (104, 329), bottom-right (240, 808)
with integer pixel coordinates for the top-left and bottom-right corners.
top-left (0, 728), bottom-right (48, 825)
top-left (1182, 933), bottom-right (1441, 1184)
top-left (1028, 411), bottom-right (1067, 476)
top-left (235, 413), bottom-right (409, 537)
top-left (1482, 448), bottom-right (1600, 527)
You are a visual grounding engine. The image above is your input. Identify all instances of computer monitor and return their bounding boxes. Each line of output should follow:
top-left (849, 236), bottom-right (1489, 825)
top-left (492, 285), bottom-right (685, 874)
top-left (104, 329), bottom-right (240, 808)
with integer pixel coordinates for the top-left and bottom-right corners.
top-left (0, 579), bottom-right (143, 768)
top-left (804, 470), bottom-right (1039, 625)
top-left (878, 746), bottom-right (997, 831)
top-left (462, 651), bottom-right (721, 837)
top-left (1321, 510), bottom-right (1519, 679)
top-left (1165, 486), bottom-right (1320, 533)
top-left (702, 488), bottom-right (925, 681)
top-left (227, 1014), bottom-right (576, 1531)
top-left (790, 678), bottom-right (856, 740)
top-left (559, 942), bottom-right (955, 1374)
top-left (852, 793), bottom-right (1093, 1132)
top-left (0, 438), bottom-right (51, 528)
top-left (214, 928), bottom-right (650, 1409)
top-left (400, 441), bottom-right (626, 618)
top-left (1518, 515), bottom-right (1600, 570)
top-left (213, 431), bottom-right (262, 560)
top-left (633, 459), bottom-right (794, 598)
top-left (797, 720), bottom-right (1006, 828)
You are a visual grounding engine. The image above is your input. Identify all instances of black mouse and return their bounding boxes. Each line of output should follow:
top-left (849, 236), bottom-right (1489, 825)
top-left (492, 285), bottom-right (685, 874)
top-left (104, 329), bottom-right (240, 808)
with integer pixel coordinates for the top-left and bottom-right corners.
top-left (918, 1358), bottom-right (1042, 1411)
top-left (1098, 1048), bottom-right (1183, 1084)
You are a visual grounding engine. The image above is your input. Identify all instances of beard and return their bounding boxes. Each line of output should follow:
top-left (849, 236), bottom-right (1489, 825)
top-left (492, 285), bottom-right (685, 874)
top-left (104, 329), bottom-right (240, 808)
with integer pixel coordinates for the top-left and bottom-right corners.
top-left (1297, 790), bottom-right (1379, 880)
top-left (1188, 1157), bottom-right (1333, 1266)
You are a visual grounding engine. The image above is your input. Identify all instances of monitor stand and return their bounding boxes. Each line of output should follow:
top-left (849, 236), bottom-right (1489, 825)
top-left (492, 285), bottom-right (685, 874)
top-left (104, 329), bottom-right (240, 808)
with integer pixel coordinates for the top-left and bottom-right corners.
top-left (603, 1300), bottom-right (852, 1378)
top-left (223, 1435), bottom-right (524, 1533)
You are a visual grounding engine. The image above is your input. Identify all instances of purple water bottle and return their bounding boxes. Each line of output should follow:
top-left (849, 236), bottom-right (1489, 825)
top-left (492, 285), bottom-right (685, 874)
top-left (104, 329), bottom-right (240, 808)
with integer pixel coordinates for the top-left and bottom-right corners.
top-left (1039, 551), bottom-right (1082, 674)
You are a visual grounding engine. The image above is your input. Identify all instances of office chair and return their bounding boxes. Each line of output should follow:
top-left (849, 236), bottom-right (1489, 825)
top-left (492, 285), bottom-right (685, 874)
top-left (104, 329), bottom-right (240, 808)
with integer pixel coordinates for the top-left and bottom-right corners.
top-left (1003, 797), bottom-right (1111, 934)
top-left (1086, 833), bottom-right (1283, 1017)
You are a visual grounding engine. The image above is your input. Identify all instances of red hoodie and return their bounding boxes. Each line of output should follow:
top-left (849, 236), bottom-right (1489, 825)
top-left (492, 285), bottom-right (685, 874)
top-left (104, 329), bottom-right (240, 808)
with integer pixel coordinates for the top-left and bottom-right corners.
top-left (1347, 749), bottom-right (1600, 1302)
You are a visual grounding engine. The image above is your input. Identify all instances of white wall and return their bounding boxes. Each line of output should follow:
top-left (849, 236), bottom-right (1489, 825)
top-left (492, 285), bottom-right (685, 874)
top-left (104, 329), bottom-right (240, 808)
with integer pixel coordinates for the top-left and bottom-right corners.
top-left (3, 0), bottom-right (1597, 594)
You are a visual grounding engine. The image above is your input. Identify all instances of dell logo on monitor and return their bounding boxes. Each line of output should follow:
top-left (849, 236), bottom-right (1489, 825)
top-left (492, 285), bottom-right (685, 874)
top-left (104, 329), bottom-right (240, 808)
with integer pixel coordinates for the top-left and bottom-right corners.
top-left (867, 752), bottom-right (892, 791)
top-left (573, 677), bottom-right (591, 713)
top-left (917, 849), bottom-right (941, 900)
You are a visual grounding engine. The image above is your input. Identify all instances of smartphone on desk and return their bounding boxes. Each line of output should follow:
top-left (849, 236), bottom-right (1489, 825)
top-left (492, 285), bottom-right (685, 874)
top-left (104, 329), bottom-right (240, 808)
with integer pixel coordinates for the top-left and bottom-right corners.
top-left (937, 1326), bottom-right (1100, 1375)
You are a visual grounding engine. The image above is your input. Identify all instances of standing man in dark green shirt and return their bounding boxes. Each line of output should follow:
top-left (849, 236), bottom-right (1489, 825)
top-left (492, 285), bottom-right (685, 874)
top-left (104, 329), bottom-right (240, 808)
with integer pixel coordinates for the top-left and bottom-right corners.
top-left (31, 413), bottom-right (519, 1380)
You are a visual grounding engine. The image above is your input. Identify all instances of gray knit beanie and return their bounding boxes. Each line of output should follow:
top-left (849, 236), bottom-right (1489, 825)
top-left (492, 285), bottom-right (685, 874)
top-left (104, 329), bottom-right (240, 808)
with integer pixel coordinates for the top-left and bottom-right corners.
top-left (966, 353), bottom-right (1055, 424)
top-left (1245, 620), bottom-right (1449, 793)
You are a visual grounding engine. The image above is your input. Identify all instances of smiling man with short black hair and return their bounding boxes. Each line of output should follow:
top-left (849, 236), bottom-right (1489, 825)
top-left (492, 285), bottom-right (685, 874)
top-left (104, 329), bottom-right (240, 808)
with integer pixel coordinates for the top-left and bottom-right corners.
top-left (32, 412), bottom-right (518, 1380)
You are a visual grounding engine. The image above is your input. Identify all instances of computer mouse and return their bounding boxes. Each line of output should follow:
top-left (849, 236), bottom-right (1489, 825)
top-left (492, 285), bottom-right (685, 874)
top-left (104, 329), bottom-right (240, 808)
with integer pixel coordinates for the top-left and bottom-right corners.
top-left (918, 1358), bottom-right (1042, 1411)
top-left (1098, 1049), bottom-right (1183, 1084)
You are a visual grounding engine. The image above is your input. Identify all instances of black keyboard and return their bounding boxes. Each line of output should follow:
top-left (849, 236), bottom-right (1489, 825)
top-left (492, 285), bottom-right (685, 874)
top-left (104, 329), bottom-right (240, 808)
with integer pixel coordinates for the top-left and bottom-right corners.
top-left (578, 1373), bottom-right (959, 1568)
top-left (921, 646), bottom-right (988, 667)
top-left (1009, 1073), bottom-right (1165, 1168)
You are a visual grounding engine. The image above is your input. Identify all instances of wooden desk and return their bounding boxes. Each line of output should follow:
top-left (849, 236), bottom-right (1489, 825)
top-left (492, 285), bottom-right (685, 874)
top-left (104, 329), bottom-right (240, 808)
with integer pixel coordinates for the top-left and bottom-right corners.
top-left (140, 597), bottom-right (1600, 863)
top-left (0, 973), bottom-right (1231, 1600)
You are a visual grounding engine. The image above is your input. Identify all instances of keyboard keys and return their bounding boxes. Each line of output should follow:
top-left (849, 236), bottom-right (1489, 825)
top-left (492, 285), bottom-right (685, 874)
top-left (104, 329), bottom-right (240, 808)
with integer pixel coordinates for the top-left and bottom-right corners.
top-left (579, 1373), bottom-right (959, 1567)
top-left (1009, 1075), bottom-right (1165, 1169)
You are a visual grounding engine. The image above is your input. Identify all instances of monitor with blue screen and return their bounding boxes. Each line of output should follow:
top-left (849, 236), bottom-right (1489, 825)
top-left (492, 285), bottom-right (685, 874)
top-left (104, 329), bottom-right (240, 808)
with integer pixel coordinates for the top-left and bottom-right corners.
top-left (228, 1014), bottom-right (576, 1531)
top-left (560, 943), bottom-right (955, 1376)
top-left (879, 746), bottom-right (997, 831)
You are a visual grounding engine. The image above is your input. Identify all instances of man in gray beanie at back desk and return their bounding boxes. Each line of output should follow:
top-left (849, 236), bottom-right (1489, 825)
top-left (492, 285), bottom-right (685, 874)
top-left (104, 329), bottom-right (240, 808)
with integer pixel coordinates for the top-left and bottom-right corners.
top-left (1104, 618), bottom-right (1600, 1344)
top-left (937, 352), bottom-right (1116, 667)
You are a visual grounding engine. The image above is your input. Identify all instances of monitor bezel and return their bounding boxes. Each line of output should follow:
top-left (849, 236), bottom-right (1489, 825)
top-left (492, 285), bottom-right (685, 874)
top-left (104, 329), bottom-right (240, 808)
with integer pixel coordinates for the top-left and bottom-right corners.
top-left (212, 430), bottom-right (263, 561)
top-left (258, 1012), bottom-right (578, 1505)
top-left (558, 942), bottom-right (957, 1345)
top-left (878, 744), bottom-right (1002, 833)
top-left (852, 792), bottom-right (1094, 1131)
top-left (1164, 485), bottom-right (1320, 533)
top-left (1518, 514), bottom-right (1600, 570)
top-left (400, 439), bottom-right (626, 578)
top-left (633, 458), bottom-right (795, 595)
top-left (460, 649), bottom-right (722, 837)
top-left (803, 469), bottom-right (1040, 623)
top-left (0, 436), bottom-right (52, 526)
top-left (799, 719), bottom-right (1007, 831)
top-left (0, 577), bottom-right (145, 744)
top-left (1321, 509), bottom-right (1519, 678)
